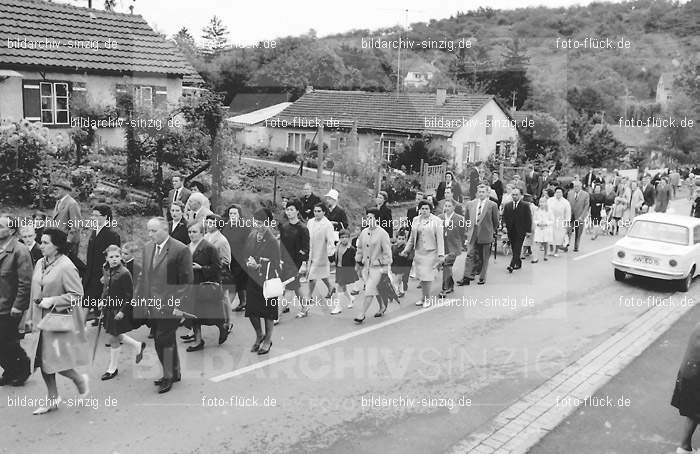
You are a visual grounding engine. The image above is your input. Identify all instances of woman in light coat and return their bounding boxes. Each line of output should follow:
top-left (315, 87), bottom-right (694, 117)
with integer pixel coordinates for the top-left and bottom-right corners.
top-left (547, 188), bottom-right (571, 257)
top-left (301, 202), bottom-right (336, 317)
top-left (26, 228), bottom-right (89, 415)
top-left (612, 179), bottom-right (631, 235)
top-left (630, 180), bottom-right (644, 219)
top-left (401, 200), bottom-right (444, 308)
top-left (353, 208), bottom-right (392, 323)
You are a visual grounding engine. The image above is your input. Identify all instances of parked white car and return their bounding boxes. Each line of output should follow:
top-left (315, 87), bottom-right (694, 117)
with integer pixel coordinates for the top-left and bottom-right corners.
top-left (612, 213), bottom-right (700, 291)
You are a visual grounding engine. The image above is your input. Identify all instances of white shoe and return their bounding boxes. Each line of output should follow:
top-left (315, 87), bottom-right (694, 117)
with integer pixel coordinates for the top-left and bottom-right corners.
top-left (273, 319), bottom-right (279, 325)
top-left (676, 448), bottom-right (694, 454)
top-left (414, 300), bottom-right (424, 307)
top-left (346, 302), bottom-right (354, 309)
top-left (330, 308), bottom-right (342, 315)
top-left (33, 396), bottom-right (61, 415)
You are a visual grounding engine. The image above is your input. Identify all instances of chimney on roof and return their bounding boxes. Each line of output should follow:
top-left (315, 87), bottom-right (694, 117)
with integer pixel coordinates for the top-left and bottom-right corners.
top-left (305, 85), bottom-right (314, 94)
top-left (436, 88), bottom-right (447, 106)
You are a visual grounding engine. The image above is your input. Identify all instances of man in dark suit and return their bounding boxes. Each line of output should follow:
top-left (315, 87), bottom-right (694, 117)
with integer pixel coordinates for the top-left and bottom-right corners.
top-left (51, 181), bottom-right (82, 257)
top-left (491, 172), bottom-right (504, 206)
top-left (83, 205), bottom-right (121, 321)
top-left (406, 191), bottom-right (424, 222)
top-left (567, 181), bottom-right (590, 252)
top-left (439, 200), bottom-right (466, 296)
top-left (468, 164), bottom-right (481, 201)
top-left (18, 225), bottom-right (42, 265)
top-left (168, 201), bottom-right (190, 245)
top-left (582, 167), bottom-right (600, 190)
top-left (300, 183), bottom-right (322, 221)
top-left (136, 218), bottom-right (193, 394)
top-left (164, 175), bottom-right (192, 220)
top-left (435, 171), bottom-right (463, 203)
top-left (502, 187), bottom-right (532, 272)
top-left (437, 188), bottom-right (465, 216)
top-left (459, 184), bottom-right (500, 285)
top-left (641, 175), bottom-right (655, 213)
top-left (0, 214), bottom-right (33, 386)
top-left (525, 165), bottom-right (541, 198)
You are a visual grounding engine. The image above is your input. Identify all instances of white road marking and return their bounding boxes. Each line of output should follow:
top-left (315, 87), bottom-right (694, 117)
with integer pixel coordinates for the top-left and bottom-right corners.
top-left (209, 302), bottom-right (447, 382)
top-left (573, 244), bottom-right (614, 261)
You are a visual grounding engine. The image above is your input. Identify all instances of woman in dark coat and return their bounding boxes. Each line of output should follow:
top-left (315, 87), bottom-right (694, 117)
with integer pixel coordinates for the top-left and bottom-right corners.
top-left (244, 209), bottom-right (280, 355)
top-left (184, 221), bottom-right (224, 352)
top-left (589, 183), bottom-right (606, 240)
top-left (83, 205), bottom-right (120, 323)
top-left (168, 201), bottom-right (190, 245)
top-left (278, 200), bottom-right (309, 322)
top-left (222, 204), bottom-right (251, 312)
top-left (376, 190), bottom-right (393, 238)
top-left (671, 322), bottom-right (700, 453)
top-left (99, 245), bottom-right (145, 381)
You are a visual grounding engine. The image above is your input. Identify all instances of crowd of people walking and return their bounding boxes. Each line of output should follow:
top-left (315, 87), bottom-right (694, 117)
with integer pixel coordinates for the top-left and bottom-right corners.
top-left (0, 164), bottom-right (698, 414)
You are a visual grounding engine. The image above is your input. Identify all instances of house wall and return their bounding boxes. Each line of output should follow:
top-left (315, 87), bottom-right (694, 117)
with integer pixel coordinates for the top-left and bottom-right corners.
top-left (259, 127), bottom-right (386, 162)
top-left (0, 69), bottom-right (183, 148)
top-left (450, 99), bottom-right (518, 173)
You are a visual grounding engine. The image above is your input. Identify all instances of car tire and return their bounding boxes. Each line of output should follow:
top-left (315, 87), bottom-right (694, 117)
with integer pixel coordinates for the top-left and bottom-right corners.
top-left (614, 269), bottom-right (626, 282)
top-left (679, 267), bottom-right (695, 292)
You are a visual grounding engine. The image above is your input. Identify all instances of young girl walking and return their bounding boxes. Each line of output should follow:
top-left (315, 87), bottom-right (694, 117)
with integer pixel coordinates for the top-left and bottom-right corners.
top-left (330, 230), bottom-right (358, 314)
top-left (99, 245), bottom-right (146, 381)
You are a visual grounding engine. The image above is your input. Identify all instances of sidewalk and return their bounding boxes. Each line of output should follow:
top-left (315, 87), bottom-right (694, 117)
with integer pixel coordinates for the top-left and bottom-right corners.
top-left (531, 300), bottom-right (700, 454)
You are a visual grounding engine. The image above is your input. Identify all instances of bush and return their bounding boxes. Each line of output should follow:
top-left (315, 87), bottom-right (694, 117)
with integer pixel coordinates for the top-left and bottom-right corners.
top-left (277, 149), bottom-right (297, 163)
top-left (384, 173), bottom-right (422, 202)
top-left (113, 200), bottom-right (161, 217)
top-left (0, 120), bottom-right (56, 205)
top-left (70, 166), bottom-right (98, 201)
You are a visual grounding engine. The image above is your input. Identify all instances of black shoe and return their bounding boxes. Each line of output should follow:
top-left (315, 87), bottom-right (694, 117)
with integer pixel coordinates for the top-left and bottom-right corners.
top-left (444, 287), bottom-right (454, 294)
top-left (573, 248), bottom-right (579, 252)
top-left (233, 304), bottom-right (246, 312)
top-left (350, 290), bottom-right (360, 296)
top-left (282, 307), bottom-right (290, 314)
top-left (513, 265), bottom-right (522, 270)
top-left (154, 376), bottom-right (180, 386)
top-left (257, 340), bottom-right (272, 355)
top-left (353, 315), bottom-right (365, 324)
top-left (101, 370), bottom-right (118, 381)
top-left (438, 292), bottom-right (446, 298)
top-left (157, 380), bottom-right (173, 394)
top-left (90, 319), bottom-right (100, 327)
top-left (477, 279), bottom-right (485, 285)
top-left (180, 334), bottom-right (195, 340)
top-left (251, 338), bottom-right (264, 352)
top-left (186, 341), bottom-right (205, 352)
top-left (218, 325), bottom-right (229, 345)
top-left (0, 375), bottom-right (13, 386)
top-left (507, 266), bottom-right (513, 273)
top-left (135, 342), bottom-right (146, 364)
top-left (9, 369), bottom-right (30, 386)
top-left (456, 278), bottom-right (471, 286)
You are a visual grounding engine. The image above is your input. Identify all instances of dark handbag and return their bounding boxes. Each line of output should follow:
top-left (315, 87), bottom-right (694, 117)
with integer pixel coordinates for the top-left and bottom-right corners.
top-left (194, 282), bottom-right (227, 321)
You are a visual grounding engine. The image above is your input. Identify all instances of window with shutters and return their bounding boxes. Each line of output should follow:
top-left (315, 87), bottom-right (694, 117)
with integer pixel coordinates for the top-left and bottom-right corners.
top-left (22, 81), bottom-right (70, 125)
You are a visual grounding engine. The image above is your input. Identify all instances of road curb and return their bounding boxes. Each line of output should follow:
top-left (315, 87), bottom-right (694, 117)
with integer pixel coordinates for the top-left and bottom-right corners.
top-left (445, 297), bottom-right (695, 454)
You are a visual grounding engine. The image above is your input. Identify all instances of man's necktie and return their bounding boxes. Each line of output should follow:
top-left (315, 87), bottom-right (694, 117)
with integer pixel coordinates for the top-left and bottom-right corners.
top-left (477, 202), bottom-right (483, 218)
top-left (151, 244), bottom-right (161, 269)
top-left (174, 188), bottom-right (180, 203)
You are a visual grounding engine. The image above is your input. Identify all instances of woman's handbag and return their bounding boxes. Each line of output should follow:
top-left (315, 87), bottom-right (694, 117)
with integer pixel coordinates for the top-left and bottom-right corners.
top-left (262, 262), bottom-right (285, 300)
top-left (37, 307), bottom-right (74, 332)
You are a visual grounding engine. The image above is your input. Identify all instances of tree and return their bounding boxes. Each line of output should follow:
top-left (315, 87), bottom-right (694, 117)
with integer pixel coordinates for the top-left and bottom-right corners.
top-left (202, 16), bottom-right (229, 55)
top-left (173, 27), bottom-right (199, 63)
top-left (571, 125), bottom-right (625, 168)
top-left (103, 0), bottom-right (116, 11)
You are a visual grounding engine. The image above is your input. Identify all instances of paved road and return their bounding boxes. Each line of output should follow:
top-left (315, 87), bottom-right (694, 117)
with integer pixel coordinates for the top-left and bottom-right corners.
top-left (531, 296), bottom-right (700, 454)
top-left (2, 200), bottom-right (693, 454)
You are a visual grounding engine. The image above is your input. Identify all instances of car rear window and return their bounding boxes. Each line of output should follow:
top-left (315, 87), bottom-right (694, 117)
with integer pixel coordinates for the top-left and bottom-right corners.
top-left (628, 221), bottom-right (689, 246)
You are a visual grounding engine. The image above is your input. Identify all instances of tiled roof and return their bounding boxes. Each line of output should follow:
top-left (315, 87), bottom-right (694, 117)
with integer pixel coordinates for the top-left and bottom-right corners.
top-left (0, 0), bottom-right (195, 76)
top-left (275, 89), bottom-right (496, 134)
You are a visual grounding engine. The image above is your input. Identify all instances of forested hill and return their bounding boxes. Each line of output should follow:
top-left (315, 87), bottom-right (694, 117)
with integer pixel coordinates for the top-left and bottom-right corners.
top-left (185, 0), bottom-right (700, 122)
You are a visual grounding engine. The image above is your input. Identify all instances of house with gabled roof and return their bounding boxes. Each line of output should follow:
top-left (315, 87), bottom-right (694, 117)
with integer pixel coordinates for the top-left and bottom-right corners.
top-left (0, 0), bottom-right (202, 147)
top-left (263, 87), bottom-right (518, 173)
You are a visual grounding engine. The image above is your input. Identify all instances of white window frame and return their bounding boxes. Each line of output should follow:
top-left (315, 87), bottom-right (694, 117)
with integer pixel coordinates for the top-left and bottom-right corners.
top-left (381, 139), bottom-right (397, 161)
top-left (287, 133), bottom-right (306, 153)
top-left (135, 86), bottom-right (153, 107)
top-left (463, 142), bottom-right (480, 164)
top-left (39, 82), bottom-right (70, 125)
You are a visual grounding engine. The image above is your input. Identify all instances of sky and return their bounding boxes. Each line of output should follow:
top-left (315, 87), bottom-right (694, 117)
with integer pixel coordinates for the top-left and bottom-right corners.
top-left (58, 0), bottom-right (625, 44)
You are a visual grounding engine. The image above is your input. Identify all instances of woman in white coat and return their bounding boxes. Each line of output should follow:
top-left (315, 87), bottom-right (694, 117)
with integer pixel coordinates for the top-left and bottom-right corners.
top-left (547, 187), bottom-right (571, 257)
top-left (300, 202), bottom-right (336, 317)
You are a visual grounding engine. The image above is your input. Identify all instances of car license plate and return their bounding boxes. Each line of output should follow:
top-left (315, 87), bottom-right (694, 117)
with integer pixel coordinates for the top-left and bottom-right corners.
top-left (633, 255), bottom-right (659, 265)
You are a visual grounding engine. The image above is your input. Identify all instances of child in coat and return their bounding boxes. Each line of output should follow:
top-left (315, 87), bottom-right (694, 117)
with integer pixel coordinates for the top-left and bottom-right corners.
top-left (99, 245), bottom-right (145, 381)
top-left (331, 229), bottom-right (358, 314)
